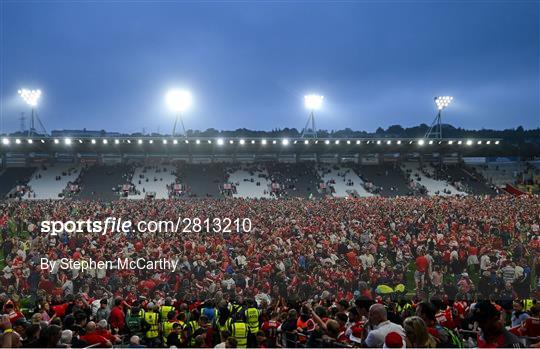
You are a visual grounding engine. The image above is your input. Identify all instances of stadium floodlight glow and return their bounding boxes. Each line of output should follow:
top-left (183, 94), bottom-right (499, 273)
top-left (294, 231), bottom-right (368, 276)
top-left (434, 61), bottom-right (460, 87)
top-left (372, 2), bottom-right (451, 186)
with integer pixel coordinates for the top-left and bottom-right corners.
top-left (477, 140), bottom-right (482, 145)
top-left (261, 139), bottom-right (267, 145)
top-left (325, 140), bottom-right (330, 145)
top-left (495, 140), bottom-right (500, 145)
top-left (137, 139), bottom-right (143, 144)
top-left (466, 139), bottom-right (473, 146)
top-left (418, 139), bottom-right (425, 146)
top-left (166, 89), bottom-right (192, 137)
top-left (15, 139), bottom-right (21, 144)
top-left (185, 140), bottom-right (189, 144)
top-left (209, 140), bottom-right (213, 144)
top-left (196, 139), bottom-right (201, 144)
top-left (335, 140), bottom-right (340, 145)
top-left (304, 140), bottom-right (309, 145)
top-left (486, 140), bottom-right (491, 145)
top-left (173, 139), bottom-right (178, 145)
top-left (376, 140), bottom-right (381, 145)
top-left (27, 139), bottom-right (33, 144)
top-left (163, 139), bottom-right (168, 144)
top-left (2, 138), bottom-right (9, 145)
top-left (103, 139), bottom-right (108, 144)
top-left (166, 89), bottom-right (192, 113)
top-left (458, 140), bottom-right (462, 145)
top-left (272, 140), bottom-right (277, 144)
top-left (54, 139), bottom-right (60, 144)
top-left (386, 140), bottom-right (391, 145)
top-left (114, 139), bottom-right (120, 144)
top-left (293, 140), bottom-right (298, 144)
top-left (356, 140), bottom-right (361, 145)
top-left (18, 89), bottom-right (41, 107)
top-left (347, 140), bottom-right (351, 145)
top-left (217, 138), bottom-right (224, 146)
top-left (91, 139), bottom-right (96, 144)
top-left (229, 140), bottom-right (234, 144)
top-left (304, 94), bottom-right (324, 110)
top-left (397, 140), bottom-right (401, 145)
top-left (435, 96), bottom-right (453, 110)
top-left (149, 140), bottom-right (154, 144)
top-left (282, 139), bottom-right (289, 146)
top-left (40, 139), bottom-right (45, 143)
top-left (239, 139), bottom-right (245, 145)
top-left (428, 140), bottom-right (434, 145)
top-left (448, 140), bottom-right (453, 145)
top-left (79, 139), bottom-right (83, 144)
top-left (64, 138), bottom-right (72, 145)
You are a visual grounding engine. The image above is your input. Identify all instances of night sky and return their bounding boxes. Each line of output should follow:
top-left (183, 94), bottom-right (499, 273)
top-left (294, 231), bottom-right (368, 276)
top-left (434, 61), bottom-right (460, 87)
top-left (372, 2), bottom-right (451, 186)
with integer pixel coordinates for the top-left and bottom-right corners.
top-left (0, 1), bottom-right (538, 135)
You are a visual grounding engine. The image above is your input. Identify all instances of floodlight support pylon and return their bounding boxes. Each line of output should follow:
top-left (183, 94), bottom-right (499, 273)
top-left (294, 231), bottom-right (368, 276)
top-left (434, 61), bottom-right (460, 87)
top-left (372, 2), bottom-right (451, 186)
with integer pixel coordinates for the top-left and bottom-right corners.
top-left (424, 109), bottom-right (443, 139)
top-left (27, 108), bottom-right (47, 136)
top-left (302, 110), bottom-right (317, 138)
top-left (172, 113), bottom-right (187, 138)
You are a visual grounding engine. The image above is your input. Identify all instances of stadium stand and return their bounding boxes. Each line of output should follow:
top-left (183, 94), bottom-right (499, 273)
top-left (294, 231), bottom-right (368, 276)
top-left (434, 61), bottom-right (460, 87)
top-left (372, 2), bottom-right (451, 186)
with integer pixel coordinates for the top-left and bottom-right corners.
top-left (226, 164), bottom-right (272, 198)
top-left (317, 164), bottom-right (374, 197)
top-left (402, 162), bottom-right (466, 196)
top-left (127, 165), bottom-right (176, 199)
top-left (266, 162), bottom-right (323, 198)
top-left (176, 163), bottom-right (224, 197)
top-left (353, 164), bottom-right (412, 197)
top-left (472, 162), bottom-right (527, 188)
top-left (438, 164), bottom-right (497, 195)
top-left (0, 167), bottom-right (35, 198)
top-left (24, 164), bottom-right (81, 199)
top-left (75, 164), bottom-right (131, 201)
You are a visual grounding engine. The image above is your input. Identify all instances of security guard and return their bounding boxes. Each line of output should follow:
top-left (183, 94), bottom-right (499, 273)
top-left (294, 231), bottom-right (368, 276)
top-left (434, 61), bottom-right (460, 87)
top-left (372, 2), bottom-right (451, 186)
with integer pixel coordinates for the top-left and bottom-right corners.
top-left (162, 310), bottom-right (179, 346)
top-left (159, 298), bottom-right (175, 323)
top-left (143, 303), bottom-right (160, 347)
top-left (185, 310), bottom-right (201, 347)
top-left (126, 306), bottom-right (144, 338)
top-left (229, 318), bottom-right (249, 348)
top-left (244, 299), bottom-right (260, 347)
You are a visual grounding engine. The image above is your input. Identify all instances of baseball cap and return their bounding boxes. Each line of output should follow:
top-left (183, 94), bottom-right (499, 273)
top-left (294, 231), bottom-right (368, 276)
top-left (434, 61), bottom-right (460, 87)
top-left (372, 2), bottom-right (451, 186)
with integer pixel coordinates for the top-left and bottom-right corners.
top-left (383, 332), bottom-right (406, 349)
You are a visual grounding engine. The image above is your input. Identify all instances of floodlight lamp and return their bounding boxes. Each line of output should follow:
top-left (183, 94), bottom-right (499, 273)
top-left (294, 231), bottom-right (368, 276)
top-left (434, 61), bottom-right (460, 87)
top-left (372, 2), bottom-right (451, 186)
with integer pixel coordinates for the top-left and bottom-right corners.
top-left (185, 140), bottom-right (189, 144)
top-left (477, 140), bottom-right (482, 145)
top-left (304, 140), bottom-right (309, 145)
top-left (325, 140), bottom-right (330, 145)
top-left (217, 138), bottom-right (224, 145)
top-left (396, 140), bottom-right (401, 145)
top-left (356, 140), bottom-right (361, 145)
top-left (54, 139), bottom-right (60, 144)
top-left (149, 140), bottom-right (154, 144)
top-left (376, 140), bottom-right (381, 145)
top-left (209, 140), bottom-right (213, 144)
top-left (335, 140), bottom-right (340, 145)
top-left (387, 140), bottom-right (391, 145)
top-left (229, 140), bottom-right (234, 144)
top-left (347, 140), bottom-right (351, 144)
top-left (18, 88), bottom-right (42, 107)
top-left (251, 140), bottom-right (255, 144)
top-left (15, 139), bottom-right (21, 144)
top-left (466, 140), bottom-right (473, 146)
top-left (448, 140), bottom-right (453, 145)
top-left (196, 139), bottom-right (201, 144)
top-left (486, 141), bottom-right (491, 145)
top-left (173, 139), bottom-right (178, 144)
top-left (114, 139), bottom-right (120, 144)
top-left (103, 139), bottom-right (108, 144)
top-left (428, 140), bottom-right (434, 145)
top-left (495, 140), bottom-right (500, 145)
top-left (418, 139), bottom-right (425, 146)
top-left (64, 138), bottom-right (72, 145)
top-left (435, 96), bottom-right (453, 110)
top-left (28, 139), bottom-right (33, 144)
top-left (166, 89), bottom-right (192, 113)
top-left (91, 139), bottom-right (96, 144)
top-left (137, 139), bottom-right (143, 144)
top-left (304, 95), bottom-right (324, 110)
top-left (282, 139), bottom-right (289, 145)
top-left (272, 140), bottom-right (277, 144)
top-left (163, 139), bottom-right (168, 144)
top-left (261, 139), bottom-right (267, 145)
top-left (2, 138), bottom-right (9, 145)
top-left (239, 139), bottom-right (245, 145)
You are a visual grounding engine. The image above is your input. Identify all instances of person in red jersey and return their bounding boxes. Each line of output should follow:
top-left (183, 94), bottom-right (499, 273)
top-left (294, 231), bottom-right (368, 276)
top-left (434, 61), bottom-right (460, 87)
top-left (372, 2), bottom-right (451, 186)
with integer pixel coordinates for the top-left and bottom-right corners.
top-left (108, 298), bottom-right (126, 333)
top-left (472, 301), bottom-right (523, 348)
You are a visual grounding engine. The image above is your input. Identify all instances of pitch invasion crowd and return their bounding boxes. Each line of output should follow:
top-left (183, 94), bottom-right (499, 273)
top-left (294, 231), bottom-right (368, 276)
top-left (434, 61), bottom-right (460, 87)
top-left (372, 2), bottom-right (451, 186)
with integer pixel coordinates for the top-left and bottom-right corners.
top-left (0, 195), bottom-right (539, 348)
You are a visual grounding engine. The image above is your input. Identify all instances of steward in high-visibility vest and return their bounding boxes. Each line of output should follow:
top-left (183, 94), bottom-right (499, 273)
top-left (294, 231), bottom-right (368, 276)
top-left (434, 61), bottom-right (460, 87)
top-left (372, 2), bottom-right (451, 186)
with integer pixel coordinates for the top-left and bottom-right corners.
top-left (162, 310), bottom-right (180, 345)
top-left (244, 301), bottom-right (261, 334)
top-left (159, 298), bottom-right (175, 323)
top-left (143, 305), bottom-right (160, 345)
top-left (126, 306), bottom-right (144, 337)
top-left (185, 310), bottom-right (201, 347)
top-left (229, 320), bottom-right (249, 348)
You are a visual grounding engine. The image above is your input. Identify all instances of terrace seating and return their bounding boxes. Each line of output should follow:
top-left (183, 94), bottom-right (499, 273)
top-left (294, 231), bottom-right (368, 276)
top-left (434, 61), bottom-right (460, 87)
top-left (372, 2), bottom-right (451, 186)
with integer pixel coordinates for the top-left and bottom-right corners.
top-left (471, 162), bottom-right (526, 188)
top-left (401, 162), bottom-right (466, 196)
top-left (439, 165), bottom-right (497, 195)
top-left (177, 163), bottom-right (225, 197)
top-left (25, 164), bottom-right (81, 200)
top-left (226, 165), bottom-right (272, 199)
top-left (0, 168), bottom-right (36, 198)
top-left (127, 165), bottom-right (176, 199)
top-left (354, 164), bottom-right (411, 197)
top-left (76, 165), bottom-right (131, 201)
top-left (317, 165), bottom-right (374, 198)
top-left (266, 162), bottom-right (323, 198)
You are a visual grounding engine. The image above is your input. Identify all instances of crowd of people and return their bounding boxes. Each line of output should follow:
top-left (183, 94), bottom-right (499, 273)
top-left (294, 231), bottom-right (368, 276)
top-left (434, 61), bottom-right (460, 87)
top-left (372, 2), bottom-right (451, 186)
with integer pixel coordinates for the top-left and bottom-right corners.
top-left (0, 194), bottom-right (539, 348)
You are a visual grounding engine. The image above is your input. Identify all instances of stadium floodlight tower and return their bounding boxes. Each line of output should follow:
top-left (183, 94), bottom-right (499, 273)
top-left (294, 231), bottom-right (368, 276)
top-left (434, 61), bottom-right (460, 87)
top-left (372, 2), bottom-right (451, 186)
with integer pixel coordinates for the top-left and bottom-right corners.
top-left (18, 89), bottom-right (47, 136)
top-left (302, 94), bottom-right (324, 138)
top-left (425, 96), bottom-right (453, 139)
top-left (166, 89), bottom-right (192, 138)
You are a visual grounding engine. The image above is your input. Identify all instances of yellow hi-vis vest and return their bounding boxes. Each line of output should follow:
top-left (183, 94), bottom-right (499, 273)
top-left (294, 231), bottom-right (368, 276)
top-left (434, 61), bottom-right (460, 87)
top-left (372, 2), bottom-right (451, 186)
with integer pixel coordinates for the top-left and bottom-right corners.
top-left (144, 312), bottom-right (159, 339)
top-left (163, 320), bottom-right (179, 344)
top-left (160, 305), bottom-right (175, 322)
top-left (187, 320), bottom-right (200, 346)
top-left (230, 321), bottom-right (248, 348)
top-left (245, 307), bottom-right (260, 333)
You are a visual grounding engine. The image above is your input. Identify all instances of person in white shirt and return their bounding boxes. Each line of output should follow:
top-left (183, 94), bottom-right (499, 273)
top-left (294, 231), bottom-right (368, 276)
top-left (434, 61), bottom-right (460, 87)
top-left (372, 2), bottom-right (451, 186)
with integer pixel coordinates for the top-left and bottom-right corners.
top-left (362, 304), bottom-right (405, 348)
